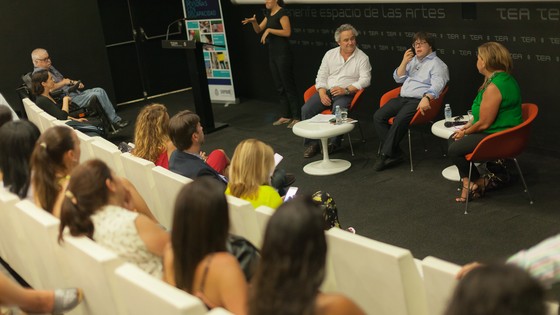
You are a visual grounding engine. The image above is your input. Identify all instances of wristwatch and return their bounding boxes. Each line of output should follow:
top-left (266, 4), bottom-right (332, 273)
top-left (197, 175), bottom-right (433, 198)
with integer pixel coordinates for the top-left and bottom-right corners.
top-left (423, 93), bottom-right (431, 101)
top-left (345, 88), bottom-right (350, 95)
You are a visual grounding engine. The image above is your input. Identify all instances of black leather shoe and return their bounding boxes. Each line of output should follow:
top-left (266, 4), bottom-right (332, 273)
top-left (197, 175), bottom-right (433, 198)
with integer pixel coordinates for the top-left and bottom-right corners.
top-left (304, 143), bottom-right (320, 158)
top-left (374, 154), bottom-right (404, 172)
top-left (283, 173), bottom-right (296, 187)
top-left (113, 120), bottom-right (129, 129)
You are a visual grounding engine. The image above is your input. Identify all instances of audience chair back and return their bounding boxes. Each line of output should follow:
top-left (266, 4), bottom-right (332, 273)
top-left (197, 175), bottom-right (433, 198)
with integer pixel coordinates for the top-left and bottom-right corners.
top-left (226, 195), bottom-right (262, 248)
top-left (37, 111), bottom-right (57, 133)
top-left (463, 103), bottom-right (538, 214)
top-left (57, 234), bottom-right (126, 315)
top-left (74, 129), bottom-right (98, 163)
top-left (254, 205), bottom-right (274, 241)
top-left (151, 166), bottom-right (192, 229)
top-left (0, 191), bottom-right (22, 265)
top-left (114, 263), bottom-right (207, 315)
top-left (120, 152), bottom-right (161, 221)
top-left (22, 98), bottom-right (43, 130)
top-left (379, 86), bottom-right (449, 172)
top-left (421, 256), bottom-right (461, 315)
top-left (206, 308), bottom-right (235, 315)
top-left (325, 228), bottom-right (429, 315)
top-left (90, 138), bottom-right (126, 177)
top-left (14, 200), bottom-right (65, 290)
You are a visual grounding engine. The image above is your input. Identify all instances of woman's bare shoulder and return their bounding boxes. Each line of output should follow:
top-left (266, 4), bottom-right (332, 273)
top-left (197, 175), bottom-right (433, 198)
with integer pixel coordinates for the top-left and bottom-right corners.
top-left (315, 293), bottom-right (365, 315)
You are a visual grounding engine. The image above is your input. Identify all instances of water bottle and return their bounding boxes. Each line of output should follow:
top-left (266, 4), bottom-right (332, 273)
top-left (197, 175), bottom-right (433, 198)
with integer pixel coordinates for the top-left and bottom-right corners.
top-left (335, 105), bottom-right (342, 125)
top-left (444, 104), bottom-right (452, 122)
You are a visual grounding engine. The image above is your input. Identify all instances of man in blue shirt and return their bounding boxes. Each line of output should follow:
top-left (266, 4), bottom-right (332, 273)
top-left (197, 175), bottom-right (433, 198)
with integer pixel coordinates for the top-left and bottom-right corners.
top-left (373, 32), bottom-right (449, 171)
top-left (31, 48), bottom-right (128, 130)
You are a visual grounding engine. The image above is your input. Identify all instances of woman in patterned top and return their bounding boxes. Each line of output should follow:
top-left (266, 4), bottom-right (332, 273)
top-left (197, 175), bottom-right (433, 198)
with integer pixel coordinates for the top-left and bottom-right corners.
top-left (58, 159), bottom-right (169, 278)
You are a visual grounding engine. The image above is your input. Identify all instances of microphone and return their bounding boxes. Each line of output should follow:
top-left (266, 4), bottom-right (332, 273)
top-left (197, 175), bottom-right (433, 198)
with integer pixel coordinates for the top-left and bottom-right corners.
top-left (165, 18), bottom-right (188, 40)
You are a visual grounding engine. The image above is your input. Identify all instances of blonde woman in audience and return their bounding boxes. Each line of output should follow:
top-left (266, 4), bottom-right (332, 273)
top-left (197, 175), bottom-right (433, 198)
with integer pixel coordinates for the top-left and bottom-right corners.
top-left (0, 273), bottom-right (82, 314)
top-left (226, 139), bottom-right (282, 209)
top-left (132, 103), bottom-right (176, 168)
top-left (30, 125), bottom-right (157, 221)
top-left (249, 197), bottom-right (365, 315)
top-left (444, 264), bottom-right (546, 315)
top-left (164, 177), bottom-right (248, 314)
top-left (58, 159), bottom-right (169, 278)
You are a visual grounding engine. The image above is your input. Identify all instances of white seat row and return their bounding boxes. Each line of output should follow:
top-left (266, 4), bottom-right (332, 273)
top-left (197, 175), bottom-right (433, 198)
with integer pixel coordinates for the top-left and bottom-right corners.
top-left (14, 98), bottom-right (558, 315)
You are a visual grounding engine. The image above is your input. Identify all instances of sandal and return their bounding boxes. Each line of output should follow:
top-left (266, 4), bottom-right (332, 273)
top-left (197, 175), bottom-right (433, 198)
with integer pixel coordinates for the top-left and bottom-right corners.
top-left (455, 183), bottom-right (481, 203)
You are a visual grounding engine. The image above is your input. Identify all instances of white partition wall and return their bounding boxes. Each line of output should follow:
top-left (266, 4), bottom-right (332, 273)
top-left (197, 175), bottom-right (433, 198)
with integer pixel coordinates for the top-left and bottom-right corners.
top-left (114, 263), bottom-right (207, 315)
top-left (325, 228), bottom-right (429, 315)
top-left (151, 166), bottom-right (192, 229)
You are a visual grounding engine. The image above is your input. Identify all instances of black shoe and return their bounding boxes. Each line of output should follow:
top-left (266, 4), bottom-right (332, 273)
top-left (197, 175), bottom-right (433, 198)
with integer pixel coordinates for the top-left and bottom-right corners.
top-left (304, 143), bottom-right (320, 158)
top-left (113, 120), bottom-right (129, 129)
top-left (283, 173), bottom-right (296, 187)
top-left (374, 154), bottom-right (404, 172)
top-left (327, 142), bottom-right (340, 154)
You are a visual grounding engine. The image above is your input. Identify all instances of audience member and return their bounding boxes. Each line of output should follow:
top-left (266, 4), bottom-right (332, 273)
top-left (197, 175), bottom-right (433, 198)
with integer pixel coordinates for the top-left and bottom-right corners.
top-left (242, 0), bottom-right (300, 128)
top-left (301, 24), bottom-right (371, 158)
top-left (0, 273), bottom-right (82, 314)
top-left (30, 126), bottom-right (80, 216)
top-left (445, 264), bottom-right (546, 315)
top-left (249, 197), bottom-right (364, 315)
top-left (164, 177), bottom-right (248, 313)
top-left (0, 120), bottom-right (40, 198)
top-left (168, 110), bottom-right (230, 185)
top-left (132, 103), bottom-right (175, 168)
top-left (0, 106), bottom-right (13, 128)
top-left (226, 139), bottom-right (283, 209)
top-left (373, 31), bottom-right (449, 171)
top-left (448, 42), bottom-right (521, 202)
top-left (59, 159), bottom-right (168, 278)
top-left (31, 48), bottom-right (128, 129)
top-left (31, 70), bottom-right (87, 123)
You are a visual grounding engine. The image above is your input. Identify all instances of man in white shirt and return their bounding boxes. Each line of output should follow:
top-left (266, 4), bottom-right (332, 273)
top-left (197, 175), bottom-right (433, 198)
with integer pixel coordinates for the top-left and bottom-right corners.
top-left (301, 24), bottom-right (371, 158)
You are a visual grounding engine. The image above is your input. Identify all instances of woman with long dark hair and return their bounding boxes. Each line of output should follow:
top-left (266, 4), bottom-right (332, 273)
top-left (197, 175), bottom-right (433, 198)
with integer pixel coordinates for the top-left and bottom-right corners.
top-left (249, 197), bottom-right (364, 315)
top-left (242, 0), bottom-right (300, 128)
top-left (0, 120), bottom-right (40, 198)
top-left (164, 177), bottom-right (248, 313)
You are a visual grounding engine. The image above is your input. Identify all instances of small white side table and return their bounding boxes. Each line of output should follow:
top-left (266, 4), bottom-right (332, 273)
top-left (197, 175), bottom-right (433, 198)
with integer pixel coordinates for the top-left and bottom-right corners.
top-left (292, 119), bottom-right (355, 175)
top-left (431, 117), bottom-right (468, 181)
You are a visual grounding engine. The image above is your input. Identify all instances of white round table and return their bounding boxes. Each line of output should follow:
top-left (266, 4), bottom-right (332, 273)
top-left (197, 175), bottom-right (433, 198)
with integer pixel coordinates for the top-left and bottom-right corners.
top-left (431, 117), bottom-right (468, 181)
top-left (292, 119), bottom-right (355, 175)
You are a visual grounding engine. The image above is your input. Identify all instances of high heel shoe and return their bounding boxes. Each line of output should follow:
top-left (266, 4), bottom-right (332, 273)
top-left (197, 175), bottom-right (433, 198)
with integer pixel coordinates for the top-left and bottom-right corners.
top-left (455, 183), bottom-right (481, 203)
top-left (52, 288), bottom-right (83, 314)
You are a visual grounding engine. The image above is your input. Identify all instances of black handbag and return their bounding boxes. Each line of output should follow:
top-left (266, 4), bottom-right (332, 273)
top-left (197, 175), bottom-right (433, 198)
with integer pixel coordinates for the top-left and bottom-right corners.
top-left (226, 234), bottom-right (260, 281)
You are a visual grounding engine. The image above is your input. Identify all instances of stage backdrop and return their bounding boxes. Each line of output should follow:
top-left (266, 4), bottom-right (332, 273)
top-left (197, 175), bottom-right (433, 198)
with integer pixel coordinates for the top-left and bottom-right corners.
top-left (224, 1), bottom-right (560, 156)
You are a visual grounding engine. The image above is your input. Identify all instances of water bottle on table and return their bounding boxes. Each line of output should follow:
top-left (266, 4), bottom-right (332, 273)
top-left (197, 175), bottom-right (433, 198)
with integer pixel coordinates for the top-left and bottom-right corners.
top-left (444, 104), bottom-right (453, 127)
top-left (335, 105), bottom-right (342, 125)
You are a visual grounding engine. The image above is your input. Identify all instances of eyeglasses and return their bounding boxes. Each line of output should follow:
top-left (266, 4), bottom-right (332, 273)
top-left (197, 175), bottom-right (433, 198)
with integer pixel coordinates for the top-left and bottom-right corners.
top-left (35, 56), bottom-right (50, 62)
top-left (412, 41), bottom-right (428, 48)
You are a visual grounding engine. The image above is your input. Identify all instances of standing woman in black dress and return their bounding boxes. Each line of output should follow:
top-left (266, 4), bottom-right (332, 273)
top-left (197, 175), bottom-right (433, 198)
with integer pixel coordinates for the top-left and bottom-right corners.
top-left (242, 0), bottom-right (300, 128)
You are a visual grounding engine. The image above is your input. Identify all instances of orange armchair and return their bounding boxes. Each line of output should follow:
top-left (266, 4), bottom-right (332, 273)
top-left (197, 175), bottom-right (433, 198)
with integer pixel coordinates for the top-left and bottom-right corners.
top-left (378, 85), bottom-right (449, 171)
top-left (463, 103), bottom-right (538, 214)
top-left (303, 85), bottom-right (365, 156)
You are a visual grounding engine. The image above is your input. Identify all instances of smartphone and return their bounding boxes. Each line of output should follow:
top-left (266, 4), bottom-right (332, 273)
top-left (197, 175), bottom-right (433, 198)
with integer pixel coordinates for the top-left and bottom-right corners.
top-left (274, 153), bottom-right (283, 167)
top-left (411, 47), bottom-right (416, 55)
top-left (284, 186), bottom-right (298, 201)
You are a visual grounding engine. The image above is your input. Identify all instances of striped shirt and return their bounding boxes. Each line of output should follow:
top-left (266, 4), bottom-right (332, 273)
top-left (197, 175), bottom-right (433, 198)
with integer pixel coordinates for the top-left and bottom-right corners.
top-left (507, 234), bottom-right (560, 287)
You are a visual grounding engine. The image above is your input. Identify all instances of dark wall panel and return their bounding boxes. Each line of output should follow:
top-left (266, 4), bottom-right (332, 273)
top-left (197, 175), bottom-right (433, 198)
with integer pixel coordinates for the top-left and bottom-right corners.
top-left (225, 2), bottom-right (560, 155)
top-left (0, 0), bottom-right (115, 113)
